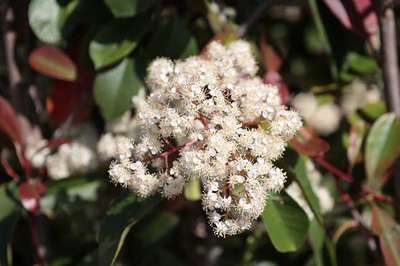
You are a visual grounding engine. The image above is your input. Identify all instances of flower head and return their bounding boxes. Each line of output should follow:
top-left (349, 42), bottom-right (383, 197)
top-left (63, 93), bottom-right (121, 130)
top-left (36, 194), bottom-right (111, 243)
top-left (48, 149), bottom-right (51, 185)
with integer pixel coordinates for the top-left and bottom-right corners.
top-left (108, 40), bottom-right (302, 236)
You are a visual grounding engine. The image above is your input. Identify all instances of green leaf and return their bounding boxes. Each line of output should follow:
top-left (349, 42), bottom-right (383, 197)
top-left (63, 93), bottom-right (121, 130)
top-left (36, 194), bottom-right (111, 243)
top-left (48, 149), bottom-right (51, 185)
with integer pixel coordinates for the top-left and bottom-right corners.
top-left (28, 0), bottom-right (77, 44)
top-left (291, 156), bottom-right (324, 225)
top-left (94, 58), bottom-right (143, 121)
top-left (0, 183), bottom-right (21, 266)
top-left (145, 16), bottom-right (198, 60)
top-left (371, 204), bottom-right (400, 266)
top-left (40, 177), bottom-right (101, 216)
top-left (98, 195), bottom-right (160, 266)
top-left (365, 113), bottom-right (400, 191)
top-left (360, 101), bottom-right (387, 120)
top-left (136, 212), bottom-right (178, 245)
top-left (309, 219), bottom-right (325, 266)
top-left (262, 192), bottom-right (309, 252)
top-left (184, 179), bottom-right (201, 201)
top-left (89, 18), bottom-right (148, 69)
top-left (104, 0), bottom-right (159, 18)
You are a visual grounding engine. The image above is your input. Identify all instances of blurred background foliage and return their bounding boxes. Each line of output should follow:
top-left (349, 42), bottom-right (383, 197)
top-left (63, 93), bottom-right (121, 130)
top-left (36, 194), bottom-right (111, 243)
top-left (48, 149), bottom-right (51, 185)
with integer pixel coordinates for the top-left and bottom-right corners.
top-left (0, 0), bottom-right (400, 266)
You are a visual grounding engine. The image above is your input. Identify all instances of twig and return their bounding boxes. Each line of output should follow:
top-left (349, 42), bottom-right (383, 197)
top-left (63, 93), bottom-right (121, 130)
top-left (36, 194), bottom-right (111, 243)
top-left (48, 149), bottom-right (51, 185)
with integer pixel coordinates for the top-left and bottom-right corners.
top-left (377, 0), bottom-right (400, 218)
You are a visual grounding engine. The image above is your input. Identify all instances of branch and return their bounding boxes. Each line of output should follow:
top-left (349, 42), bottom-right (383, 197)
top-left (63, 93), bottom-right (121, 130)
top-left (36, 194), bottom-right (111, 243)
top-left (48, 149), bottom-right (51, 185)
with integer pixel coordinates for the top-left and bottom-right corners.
top-left (379, 0), bottom-right (400, 117)
top-left (377, 0), bottom-right (400, 218)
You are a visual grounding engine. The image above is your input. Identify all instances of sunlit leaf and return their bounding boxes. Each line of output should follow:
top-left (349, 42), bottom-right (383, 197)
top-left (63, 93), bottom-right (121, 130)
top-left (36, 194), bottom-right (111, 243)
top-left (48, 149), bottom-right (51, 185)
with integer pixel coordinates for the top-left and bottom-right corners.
top-left (262, 192), bottom-right (309, 252)
top-left (29, 46), bottom-right (77, 81)
top-left (365, 113), bottom-right (400, 191)
top-left (94, 58), bottom-right (143, 121)
top-left (98, 195), bottom-right (160, 266)
top-left (28, 0), bottom-right (77, 43)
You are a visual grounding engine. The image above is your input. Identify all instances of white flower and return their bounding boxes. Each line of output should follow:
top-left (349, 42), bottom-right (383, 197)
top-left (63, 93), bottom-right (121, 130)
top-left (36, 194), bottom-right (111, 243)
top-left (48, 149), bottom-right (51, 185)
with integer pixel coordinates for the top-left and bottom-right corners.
top-left (309, 103), bottom-right (341, 135)
top-left (286, 159), bottom-right (334, 219)
top-left (108, 40), bottom-right (302, 237)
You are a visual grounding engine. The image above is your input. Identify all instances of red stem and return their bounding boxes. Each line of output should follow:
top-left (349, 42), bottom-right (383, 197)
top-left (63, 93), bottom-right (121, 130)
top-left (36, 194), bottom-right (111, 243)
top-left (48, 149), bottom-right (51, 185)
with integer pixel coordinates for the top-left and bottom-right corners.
top-left (313, 155), bottom-right (353, 183)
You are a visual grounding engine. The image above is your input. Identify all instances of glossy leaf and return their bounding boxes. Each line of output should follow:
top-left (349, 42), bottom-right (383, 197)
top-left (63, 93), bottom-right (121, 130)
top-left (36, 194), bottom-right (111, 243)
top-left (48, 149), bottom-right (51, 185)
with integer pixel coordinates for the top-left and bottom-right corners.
top-left (94, 58), bottom-right (142, 121)
top-left (262, 192), bottom-right (309, 252)
top-left (89, 18), bottom-right (148, 69)
top-left (291, 156), bottom-right (324, 224)
top-left (28, 0), bottom-right (77, 43)
top-left (371, 204), bottom-right (400, 266)
top-left (98, 195), bottom-right (160, 266)
top-left (0, 96), bottom-right (23, 146)
top-left (29, 46), bottom-right (77, 81)
top-left (0, 183), bottom-right (22, 266)
top-left (104, 0), bottom-right (158, 18)
top-left (365, 113), bottom-right (400, 191)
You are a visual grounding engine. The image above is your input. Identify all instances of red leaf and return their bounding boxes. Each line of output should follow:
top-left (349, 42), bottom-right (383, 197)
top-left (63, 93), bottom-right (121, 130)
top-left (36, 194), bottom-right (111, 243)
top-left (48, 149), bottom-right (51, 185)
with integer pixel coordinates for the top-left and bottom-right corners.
top-left (291, 127), bottom-right (330, 157)
top-left (29, 46), bottom-right (77, 81)
top-left (0, 96), bottom-right (24, 146)
top-left (323, 0), bottom-right (378, 45)
top-left (19, 179), bottom-right (47, 213)
top-left (259, 34), bottom-right (283, 72)
top-left (45, 36), bottom-right (94, 126)
top-left (46, 69), bottom-right (92, 126)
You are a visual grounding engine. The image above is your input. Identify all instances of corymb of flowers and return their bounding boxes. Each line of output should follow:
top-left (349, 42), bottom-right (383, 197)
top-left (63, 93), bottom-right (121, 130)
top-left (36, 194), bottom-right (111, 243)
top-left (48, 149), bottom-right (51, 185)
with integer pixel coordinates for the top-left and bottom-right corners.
top-left (108, 40), bottom-right (302, 237)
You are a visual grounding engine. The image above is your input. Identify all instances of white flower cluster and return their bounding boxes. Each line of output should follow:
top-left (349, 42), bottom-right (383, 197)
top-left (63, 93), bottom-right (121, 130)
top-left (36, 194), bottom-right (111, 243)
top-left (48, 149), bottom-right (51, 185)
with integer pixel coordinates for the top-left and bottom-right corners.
top-left (286, 159), bottom-right (334, 218)
top-left (109, 40), bottom-right (302, 237)
top-left (341, 79), bottom-right (381, 115)
top-left (292, 93), bottom-right (341, 135)
top-left (46, 124), bottom-right (98, 179)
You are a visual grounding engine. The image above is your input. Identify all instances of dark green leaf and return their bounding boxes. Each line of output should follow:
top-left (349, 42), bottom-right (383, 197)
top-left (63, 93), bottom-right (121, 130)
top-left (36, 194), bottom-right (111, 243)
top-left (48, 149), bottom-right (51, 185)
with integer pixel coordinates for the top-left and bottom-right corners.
top-left (262, 192), bottom-right (309, 252)
top-left (136, 212), bottom-right (178, 245)
top-left (365, 113), bottom-right (400, 191)
top-left (291, 156), bottom-right (324, 224)
top-left (89, 18), bottom-right (148, 69)
top-left (98, 195), bottom-right (160, 266)
top-left (28, 0), bottom-right (77, 43)
top-left (94, 58), bottom-right (143, 121)
top-left (41, 178), bottom-right (101, 216)
top-left (145, 17), bottom-right (198, 60)
top-left (104, 0), bottom-right (158, 18)
top-left (0, 183), bottom-right (21, 266)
